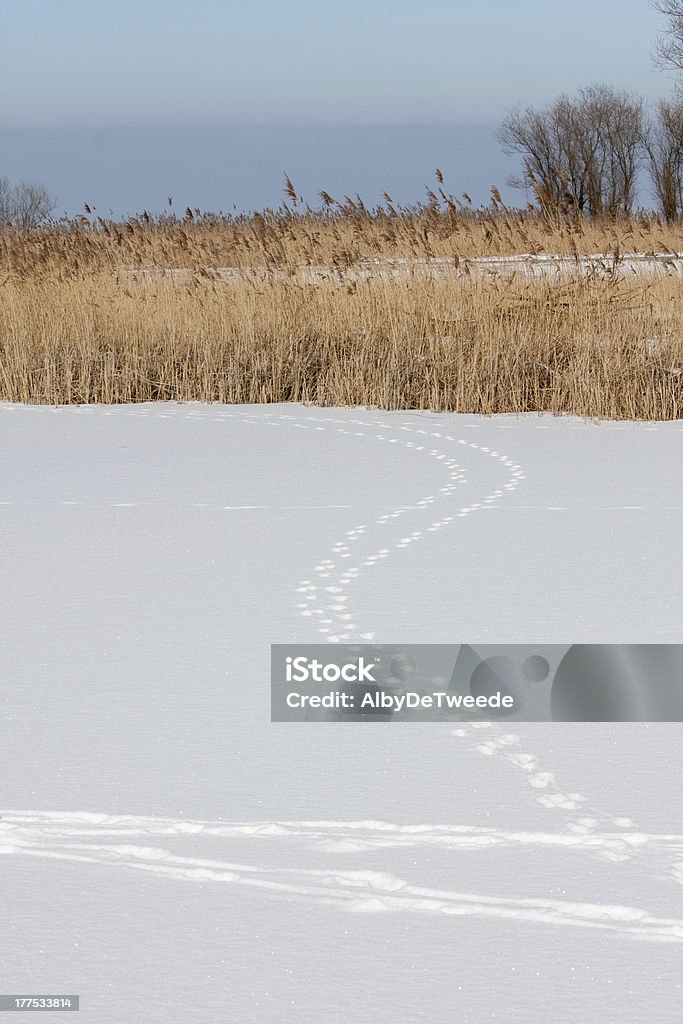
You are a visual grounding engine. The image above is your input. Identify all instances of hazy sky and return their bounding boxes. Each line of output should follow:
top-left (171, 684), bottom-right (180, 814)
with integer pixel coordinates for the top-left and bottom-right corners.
top-left (0, 0), bottom-right (676, 215)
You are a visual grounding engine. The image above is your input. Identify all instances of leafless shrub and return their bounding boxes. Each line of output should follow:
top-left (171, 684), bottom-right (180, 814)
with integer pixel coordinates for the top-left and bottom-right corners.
top-left (653, 0), bottom-right (683, 71)
top-left (499, 86), bottom-right (645, 218)
top-left (645, 98), bottom-right (683, 219)
top-left (0, 177), bottom-right (57, 232)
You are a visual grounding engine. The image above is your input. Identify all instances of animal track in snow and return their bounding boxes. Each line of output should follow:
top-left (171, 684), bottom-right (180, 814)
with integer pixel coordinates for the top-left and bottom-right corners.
top-left (2, 402), bottom-right (680, 937)
top-left (1, 809), bottom-right (682, 942)
top-left (290, 415), bottom-right (523, 642)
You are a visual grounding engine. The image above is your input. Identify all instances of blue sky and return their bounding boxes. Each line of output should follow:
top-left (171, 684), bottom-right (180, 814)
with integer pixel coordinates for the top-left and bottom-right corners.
top-left (0, 0), bottom-right (675, 214)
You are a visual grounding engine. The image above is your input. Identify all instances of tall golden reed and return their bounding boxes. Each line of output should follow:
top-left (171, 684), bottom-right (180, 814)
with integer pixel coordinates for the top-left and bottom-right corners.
top-left (1, 194), bottom-right (683, 418)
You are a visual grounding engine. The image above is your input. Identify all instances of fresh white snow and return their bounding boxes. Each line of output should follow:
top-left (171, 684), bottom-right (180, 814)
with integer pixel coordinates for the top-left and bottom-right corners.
top-left (1, 402), bottom-right (682, 1022)
top-left (126, 251), bottom-right (683, 285)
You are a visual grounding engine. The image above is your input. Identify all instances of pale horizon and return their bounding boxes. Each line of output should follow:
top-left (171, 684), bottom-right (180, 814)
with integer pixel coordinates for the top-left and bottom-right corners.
top-left (0, 0), bottom-right (677, 216)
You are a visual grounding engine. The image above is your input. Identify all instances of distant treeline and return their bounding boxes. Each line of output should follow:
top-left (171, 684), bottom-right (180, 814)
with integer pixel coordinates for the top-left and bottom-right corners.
top-left (6, 89), bottom-right (683, 230)
top-left (499, 84), bottom-right (683, 221)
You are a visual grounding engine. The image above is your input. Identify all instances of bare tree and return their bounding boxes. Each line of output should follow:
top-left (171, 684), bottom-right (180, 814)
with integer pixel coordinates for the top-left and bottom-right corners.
top-left (653, 0), bottom-right (683, 71)
top-left (498, 86), bottom-right (644, 217)
top-left (498, 105), bottom-right (571, 214)
top-left (0, 177), bottom-right (56, 231)
top-left (582, 85), bottom-right (644, 215)
top-left (0, 177), bottom-right (14, 223)
top-left (645, 98), bottom-right (683, 218)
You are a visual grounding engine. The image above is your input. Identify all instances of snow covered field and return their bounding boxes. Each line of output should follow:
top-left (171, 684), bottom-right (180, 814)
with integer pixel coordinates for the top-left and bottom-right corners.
top-left (1, 402), bottom-right (682, 1022)
top-left (126, 250), bottom-right (683, 287)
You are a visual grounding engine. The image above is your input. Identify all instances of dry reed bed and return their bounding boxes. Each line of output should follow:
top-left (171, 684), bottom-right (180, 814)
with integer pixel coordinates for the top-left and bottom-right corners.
top-left (2, 205), bottom-right (683, 417)
top-left (2, 265), bottom-right (683, 418)
top-left (5, 200), bottom-right (683, 274)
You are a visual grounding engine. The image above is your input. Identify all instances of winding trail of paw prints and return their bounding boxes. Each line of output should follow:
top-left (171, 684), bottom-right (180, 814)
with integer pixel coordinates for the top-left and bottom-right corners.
top-left (447, 722), bottom-right (674, 870)
top-left (264, 408), bottom-right (677, 878)
top-left (32, 404), bottom-right (647, 864)
top-left (228, 410), bottom-right (683, 885)
top-left (291, 414), bottom-right (524, 642)
top-left (1, 403), bottom-right (676, 885)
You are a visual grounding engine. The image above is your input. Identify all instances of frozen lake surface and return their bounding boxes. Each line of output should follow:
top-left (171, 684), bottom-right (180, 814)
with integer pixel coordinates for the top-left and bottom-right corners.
top-left (1, 402), bottom-right (682, 1022)
top-left (127, 250), bottom-right (683, 286)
